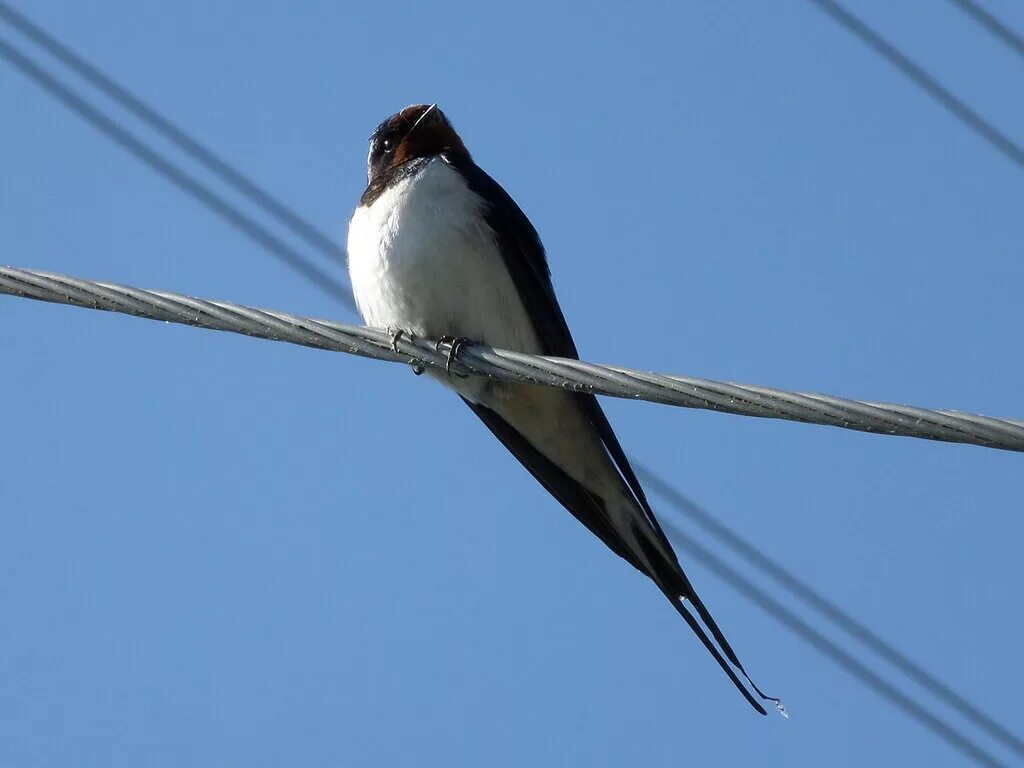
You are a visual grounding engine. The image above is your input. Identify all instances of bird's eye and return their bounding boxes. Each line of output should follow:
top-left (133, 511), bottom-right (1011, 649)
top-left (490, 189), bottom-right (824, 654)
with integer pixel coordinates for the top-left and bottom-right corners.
top-left (382, 136), bottom-right (396, 152)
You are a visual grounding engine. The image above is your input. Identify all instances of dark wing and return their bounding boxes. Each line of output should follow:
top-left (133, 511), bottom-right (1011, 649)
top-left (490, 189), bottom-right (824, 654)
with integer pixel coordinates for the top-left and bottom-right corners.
top-left (445, 154), bottom-right (579, 359)
top-left (448, 153), bottom-right (775, 714)
top-left (449, 153), bottom-right (685, 568)
top-left (463, 397), bottom-right (642, 569)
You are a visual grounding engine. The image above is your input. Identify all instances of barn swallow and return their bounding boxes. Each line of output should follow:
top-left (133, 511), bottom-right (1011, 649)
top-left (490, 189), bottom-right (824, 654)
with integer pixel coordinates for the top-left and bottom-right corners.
top-left (347, 104), bottom-right (778, 714)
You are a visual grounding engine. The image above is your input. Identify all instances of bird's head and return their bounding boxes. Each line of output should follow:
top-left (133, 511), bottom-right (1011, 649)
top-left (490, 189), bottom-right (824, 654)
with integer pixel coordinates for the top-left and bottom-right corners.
top-left (366, 104), bottom-right (468, 184)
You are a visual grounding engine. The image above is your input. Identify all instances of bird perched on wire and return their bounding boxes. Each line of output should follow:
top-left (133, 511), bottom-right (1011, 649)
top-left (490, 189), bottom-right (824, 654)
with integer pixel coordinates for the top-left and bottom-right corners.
top-left (347, 104), bottom-right (779, 714)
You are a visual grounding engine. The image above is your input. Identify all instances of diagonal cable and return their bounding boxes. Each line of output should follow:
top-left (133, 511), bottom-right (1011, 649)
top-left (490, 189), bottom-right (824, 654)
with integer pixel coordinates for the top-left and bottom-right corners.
top-left (663, 520), bottom-right (1008, 768)
top-left (640, 468), bottom-right (1024, 760)
top-left (2, 264), bottom-right (1023, 453)
top-left (807, 0), bottom-right (1024, 170)
top-left (0, 1), bottom-right (346, 266)
top-left (947, 0), bottom-right (1024, 61)
top-left (0, 34), bottom-right (355, 310)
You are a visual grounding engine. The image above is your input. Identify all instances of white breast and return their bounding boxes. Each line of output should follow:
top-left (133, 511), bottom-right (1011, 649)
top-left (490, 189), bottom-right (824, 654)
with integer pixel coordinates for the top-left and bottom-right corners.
top-left (347, 158), bottom-right (543, 368)
top-left (348, 158), bottom-right (629, 500)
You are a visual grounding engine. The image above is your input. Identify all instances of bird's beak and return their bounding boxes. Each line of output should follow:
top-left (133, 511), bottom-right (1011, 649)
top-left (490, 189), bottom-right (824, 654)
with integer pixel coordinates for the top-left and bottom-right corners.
top-left (408, 103), bottom-right (439, 136)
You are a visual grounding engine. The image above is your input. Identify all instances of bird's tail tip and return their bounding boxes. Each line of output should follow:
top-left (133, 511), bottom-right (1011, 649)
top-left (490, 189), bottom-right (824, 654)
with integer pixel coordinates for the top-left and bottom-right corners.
top-left (675, 594), bottom-right (787, 717)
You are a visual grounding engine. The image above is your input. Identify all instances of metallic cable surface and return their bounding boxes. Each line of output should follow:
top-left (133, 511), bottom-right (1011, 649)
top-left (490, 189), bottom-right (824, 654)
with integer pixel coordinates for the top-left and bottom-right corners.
top-left (4, 264), bottom-right (1022, 452)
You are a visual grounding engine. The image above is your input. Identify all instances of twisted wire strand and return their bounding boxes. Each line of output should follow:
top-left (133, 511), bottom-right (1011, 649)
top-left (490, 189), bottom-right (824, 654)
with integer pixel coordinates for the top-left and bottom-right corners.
top-left (3, 264), bottom-right (1022, 453)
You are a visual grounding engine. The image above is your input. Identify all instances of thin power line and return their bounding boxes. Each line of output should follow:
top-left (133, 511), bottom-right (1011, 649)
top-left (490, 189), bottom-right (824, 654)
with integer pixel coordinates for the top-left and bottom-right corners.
top-left (807, 0), bottom-right (1024, 170)
top-left (663, 521), bottom-right (1007, 768)
top-left (638, 468), bottom-right (1024, 761)
top-left (948, 0), bottom-right (1024, 61)
top-left (0, 34), bottom-right (355, 310)
top-left (0, 1), bottom-right (346, 266)
top-left (2, 265), bottom-right (1023, 454)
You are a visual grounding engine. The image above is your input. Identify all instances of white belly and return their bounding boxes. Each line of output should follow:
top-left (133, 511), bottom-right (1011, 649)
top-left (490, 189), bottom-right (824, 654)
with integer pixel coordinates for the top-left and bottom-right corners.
top-left (347, 158), bottom-right (628, 501)
top-left (347, 158), bottom-right (543, 400)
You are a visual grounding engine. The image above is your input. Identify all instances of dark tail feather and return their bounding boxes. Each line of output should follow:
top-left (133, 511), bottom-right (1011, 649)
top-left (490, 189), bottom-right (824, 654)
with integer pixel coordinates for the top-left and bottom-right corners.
top-left (637, 534), bottom-right (780, 715)
top-left (464, 396), bottom-right (780, 715)
top-left (685, 588), bottom-right (780, 707)
top-left (667, 592), bottom-right (767, 714)
top-left (579, 398), bottom-right (780, 713)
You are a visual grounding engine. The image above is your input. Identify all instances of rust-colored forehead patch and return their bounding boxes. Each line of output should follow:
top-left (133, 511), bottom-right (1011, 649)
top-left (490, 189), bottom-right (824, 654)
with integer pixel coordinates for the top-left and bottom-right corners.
top-left (387, 105), bottom-right (468, 167)
top-left (397, 103), bottom-right (433, 124)
top-left (364, 104), bottom-right (471, 194)
top-left (372, 104), bottom-right (436, 144)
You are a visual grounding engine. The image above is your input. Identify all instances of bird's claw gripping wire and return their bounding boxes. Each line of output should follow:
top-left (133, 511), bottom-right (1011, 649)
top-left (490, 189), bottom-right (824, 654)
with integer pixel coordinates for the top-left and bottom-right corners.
top-left (435, 335), bottom-right (471, 378)
top-left (387, 327), bottom-right (425, 375)
top-left (388, 327), bottom-right (408, 354)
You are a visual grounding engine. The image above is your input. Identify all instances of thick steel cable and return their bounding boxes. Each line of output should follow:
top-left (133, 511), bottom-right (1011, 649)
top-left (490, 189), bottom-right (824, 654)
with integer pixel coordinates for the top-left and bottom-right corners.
top-left (3, 264), bottom-right (1023, 453)
top-left (641, 469), bottom-right (1024, 760)
top-left (0, 34), bottom-right (356, 310)
top-left (948, 0), bottom-right (1024, 61)
top-left (0, 1), bottom-right (346, 267)
top-left (807, 0), bottom-right (1024, 170)
top-left (663, 522), bottom-right (1007, 768)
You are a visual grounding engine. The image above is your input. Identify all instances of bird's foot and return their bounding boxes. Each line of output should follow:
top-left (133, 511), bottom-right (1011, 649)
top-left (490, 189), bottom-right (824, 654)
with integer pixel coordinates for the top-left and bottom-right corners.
top-left (387, 327), bottom-right (425, 375)
top-left (387, 326), bottom-right (411, 354)
top-left (434, 335), bottom-right (472, 378)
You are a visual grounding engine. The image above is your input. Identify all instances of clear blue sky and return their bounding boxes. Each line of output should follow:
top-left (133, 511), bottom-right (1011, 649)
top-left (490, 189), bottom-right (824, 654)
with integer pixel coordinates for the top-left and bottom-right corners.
top-left (2, 1), bottom-right (1023, 765)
